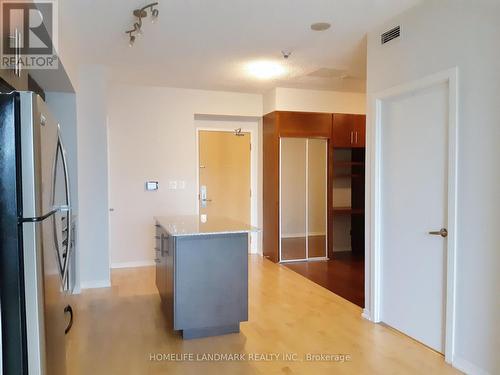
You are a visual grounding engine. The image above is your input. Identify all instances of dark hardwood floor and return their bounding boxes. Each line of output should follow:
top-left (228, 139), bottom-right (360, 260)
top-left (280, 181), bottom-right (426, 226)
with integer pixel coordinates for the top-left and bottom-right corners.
top-left (284, 251), bottom-right (365, 307)
top-left (281, 235), bottom-right (327, 260)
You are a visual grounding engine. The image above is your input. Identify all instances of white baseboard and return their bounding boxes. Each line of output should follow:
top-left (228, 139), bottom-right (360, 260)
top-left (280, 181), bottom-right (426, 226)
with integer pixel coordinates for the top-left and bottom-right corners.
top-left (80, 279), bottom-right (111, 290)
top-left (453, 355), bottom-right (490, 375)
top-left (111, 260), bottom-right (156, 269)
top-left (361, 309), bottom-right (372, 321)
top-left (71, 285), bottom-right (81, 295)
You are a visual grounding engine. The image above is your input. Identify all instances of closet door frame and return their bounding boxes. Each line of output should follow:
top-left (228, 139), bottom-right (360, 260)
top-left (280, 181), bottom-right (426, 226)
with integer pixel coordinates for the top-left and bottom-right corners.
top-left (279, 136), bottom-right (329, 263)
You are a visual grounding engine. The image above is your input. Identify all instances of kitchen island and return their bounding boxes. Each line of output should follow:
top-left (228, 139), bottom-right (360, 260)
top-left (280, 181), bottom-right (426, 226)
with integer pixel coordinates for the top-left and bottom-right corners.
top-left (154, 216), bottom-right (258, 339)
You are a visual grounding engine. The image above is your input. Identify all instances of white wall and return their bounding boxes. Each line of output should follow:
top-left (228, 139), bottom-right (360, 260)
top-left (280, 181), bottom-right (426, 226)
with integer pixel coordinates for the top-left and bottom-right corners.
top-left (264, 87), bottom-right (366, 114)
top-left (81, 79), bottom-right (364, 278)
top-left (76, 65), bottom-right (110, 288)
top-left (107, 85), bottom-right (262, 267)
top-left (366, 1), bottom-right (500, 373)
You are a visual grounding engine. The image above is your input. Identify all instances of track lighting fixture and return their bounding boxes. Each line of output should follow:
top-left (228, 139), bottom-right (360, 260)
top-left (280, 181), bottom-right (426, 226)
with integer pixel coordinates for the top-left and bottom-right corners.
top-left (125, 2), bottom-right (159, 46)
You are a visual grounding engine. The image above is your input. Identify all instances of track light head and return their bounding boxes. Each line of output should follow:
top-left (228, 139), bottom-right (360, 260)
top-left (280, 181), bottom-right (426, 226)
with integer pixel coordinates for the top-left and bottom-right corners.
top-left (125, 2), bottom-right (159, 45)
top-left (135, 25), bottom-right (143, 37)
top-left (129, 35), bottom-right (136, 47)
top-left (152, 8), bottom-right (159, 21)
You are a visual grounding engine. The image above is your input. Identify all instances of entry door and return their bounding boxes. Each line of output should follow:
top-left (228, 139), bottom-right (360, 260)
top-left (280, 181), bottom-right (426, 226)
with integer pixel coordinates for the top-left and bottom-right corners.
top-left (198, 130), bottom-right (250, 224)
top-left (380, 82), bottom-right (449, 353)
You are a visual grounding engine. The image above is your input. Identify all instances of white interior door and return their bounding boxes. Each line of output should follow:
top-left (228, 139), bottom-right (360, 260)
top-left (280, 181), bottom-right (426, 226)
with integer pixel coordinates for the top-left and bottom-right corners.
top-left (380, 81), bottom-right (449, 353)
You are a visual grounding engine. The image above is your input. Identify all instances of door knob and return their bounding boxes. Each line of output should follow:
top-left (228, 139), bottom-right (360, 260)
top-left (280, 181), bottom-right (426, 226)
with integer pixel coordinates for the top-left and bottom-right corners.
top-left (429, 228), bottom-right (448, 238)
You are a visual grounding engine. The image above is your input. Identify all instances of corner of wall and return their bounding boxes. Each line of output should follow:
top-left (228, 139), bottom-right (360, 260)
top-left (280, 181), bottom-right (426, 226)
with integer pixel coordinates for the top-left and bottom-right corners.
top-left (263, 88), bottom-right (277, 115)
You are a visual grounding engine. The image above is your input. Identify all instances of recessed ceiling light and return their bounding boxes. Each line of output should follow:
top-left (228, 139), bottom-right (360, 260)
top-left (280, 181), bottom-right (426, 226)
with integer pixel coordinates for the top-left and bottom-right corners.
top-left (245, 60), bottom-right (287, 80)
top-left (311, 22), bottom-right (331, 31)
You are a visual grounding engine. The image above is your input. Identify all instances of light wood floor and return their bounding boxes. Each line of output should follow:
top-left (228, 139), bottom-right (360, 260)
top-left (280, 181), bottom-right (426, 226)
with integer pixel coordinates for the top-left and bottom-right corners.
top-left (66, 255), bottom-right (459, 375)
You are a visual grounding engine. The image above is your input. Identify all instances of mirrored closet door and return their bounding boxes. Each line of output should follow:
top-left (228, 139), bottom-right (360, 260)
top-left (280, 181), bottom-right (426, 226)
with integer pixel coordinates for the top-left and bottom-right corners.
top-left (280, 138), bottom-right (328, 262)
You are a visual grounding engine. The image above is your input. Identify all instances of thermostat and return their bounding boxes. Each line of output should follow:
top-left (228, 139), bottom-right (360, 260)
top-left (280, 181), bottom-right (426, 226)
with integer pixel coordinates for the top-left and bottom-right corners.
top-left (145, 181), bottom-right (159, 191)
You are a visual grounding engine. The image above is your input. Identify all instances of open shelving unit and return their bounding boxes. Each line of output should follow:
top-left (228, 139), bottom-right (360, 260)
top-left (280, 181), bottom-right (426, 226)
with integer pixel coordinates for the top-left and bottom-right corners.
top-left (332, 147), bottom-right (365, 255)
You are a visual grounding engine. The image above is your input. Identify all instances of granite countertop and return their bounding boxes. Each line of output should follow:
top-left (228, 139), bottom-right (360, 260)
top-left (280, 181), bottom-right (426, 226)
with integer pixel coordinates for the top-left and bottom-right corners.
top-left (155, 215), bottom-right (260, 237)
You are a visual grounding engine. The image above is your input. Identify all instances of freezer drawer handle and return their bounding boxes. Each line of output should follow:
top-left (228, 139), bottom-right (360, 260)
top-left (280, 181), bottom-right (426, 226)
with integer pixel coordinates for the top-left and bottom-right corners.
top-left (64, 305), bottom-right (73, 334)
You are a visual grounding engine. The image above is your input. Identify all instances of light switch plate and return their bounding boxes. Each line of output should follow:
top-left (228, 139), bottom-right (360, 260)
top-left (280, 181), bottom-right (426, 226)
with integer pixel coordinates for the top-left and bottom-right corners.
top-left (178, 180), bottom-right (186, 190)
top-left (168, 180), bottom-right (178, 190)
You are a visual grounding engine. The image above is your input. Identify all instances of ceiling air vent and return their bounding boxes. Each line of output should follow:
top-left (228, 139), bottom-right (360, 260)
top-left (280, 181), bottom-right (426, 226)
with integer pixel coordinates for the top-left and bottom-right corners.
top-left (381, 26), bottom-right (400, 44)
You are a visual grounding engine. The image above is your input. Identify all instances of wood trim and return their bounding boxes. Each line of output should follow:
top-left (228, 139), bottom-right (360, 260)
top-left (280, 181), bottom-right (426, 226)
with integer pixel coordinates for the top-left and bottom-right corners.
top-left (278, 111), bottom-right (332, 138)
top-left (263, 112), bottom-right (279, 262)
top-left (327, 136), bottom-right (334, 259)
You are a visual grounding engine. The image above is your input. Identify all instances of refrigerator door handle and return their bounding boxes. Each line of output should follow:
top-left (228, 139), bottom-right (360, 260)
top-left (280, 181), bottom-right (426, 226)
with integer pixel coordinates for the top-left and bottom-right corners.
top-left (56, 130), bottom-right (73, 287)
top-left (20, 208), bottom-right (58, 223)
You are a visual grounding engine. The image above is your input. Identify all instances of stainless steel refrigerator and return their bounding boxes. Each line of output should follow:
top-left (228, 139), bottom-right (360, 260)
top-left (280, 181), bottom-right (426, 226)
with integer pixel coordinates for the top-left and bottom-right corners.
top-left (0, 91), bottom-right (74, 374)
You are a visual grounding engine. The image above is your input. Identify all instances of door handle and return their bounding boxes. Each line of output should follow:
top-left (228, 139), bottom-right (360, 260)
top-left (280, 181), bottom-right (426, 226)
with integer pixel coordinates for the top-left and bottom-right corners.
top-left (429, 228), bottom-right (448, 238)
top-left (201, 198), bottom-right (212, 202)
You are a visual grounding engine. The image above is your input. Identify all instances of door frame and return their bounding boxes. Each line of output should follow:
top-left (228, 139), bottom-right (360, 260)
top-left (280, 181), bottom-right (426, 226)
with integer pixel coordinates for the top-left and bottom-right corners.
top-left (195, 126), bottom-right (258, 253)
top-left (366, 68), bottom-right (459, 362)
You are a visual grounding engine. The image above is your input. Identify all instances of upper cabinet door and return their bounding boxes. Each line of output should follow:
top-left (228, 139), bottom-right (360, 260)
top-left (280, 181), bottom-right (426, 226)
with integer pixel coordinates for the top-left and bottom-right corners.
top-left (332, 114), bottom-right (353, 147)
top-left (351, 115), bottom-right (366, 148)
top-left (332, 114), bottom-right (366, 148)
top-left (278, 112), bottom-right (332, 138)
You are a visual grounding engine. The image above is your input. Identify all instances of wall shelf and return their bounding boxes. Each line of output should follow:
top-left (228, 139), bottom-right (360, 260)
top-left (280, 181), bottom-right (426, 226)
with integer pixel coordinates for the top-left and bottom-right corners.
top-left (332, 145), bottom-right (366, 255)
top-left (334, 161), bottom-right (365, 167)
top-left (332, 207), bottom-right (364, 215)
top-left (334, 173), bottom-right (364, 178)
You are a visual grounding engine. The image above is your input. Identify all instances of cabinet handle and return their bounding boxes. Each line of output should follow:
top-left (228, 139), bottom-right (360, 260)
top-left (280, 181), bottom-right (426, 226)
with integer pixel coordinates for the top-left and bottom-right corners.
top-left (350, 131), bottom-right (353, 144)
top-left (7, 35), bottom-right (16, 71)
top-left (355, 131), bottom-right (358, 144)
top-left (160, 233), bottom-right (169, 256)
top-left (14, 29), bottom-right (18, 76)
top-left (17, 30), bottom-right (22, 77)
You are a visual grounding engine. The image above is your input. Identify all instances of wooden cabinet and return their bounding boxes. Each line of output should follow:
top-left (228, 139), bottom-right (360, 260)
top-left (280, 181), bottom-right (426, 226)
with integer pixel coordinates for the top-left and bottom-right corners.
top-left (0, 68), bottom-right (28, 91)
top-left (263, 111), bottom-right (366, 262)
top-left (263, 111), bottom-right (333, 261)
top-left (332, 113), bottom-right (366, 148)
top-left (0, 27), bottom-right (28, 91)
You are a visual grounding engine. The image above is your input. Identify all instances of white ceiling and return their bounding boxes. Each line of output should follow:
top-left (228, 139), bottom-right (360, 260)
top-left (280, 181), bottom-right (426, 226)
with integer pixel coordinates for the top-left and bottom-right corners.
top-left (60, 0), bottom-right (421, 93)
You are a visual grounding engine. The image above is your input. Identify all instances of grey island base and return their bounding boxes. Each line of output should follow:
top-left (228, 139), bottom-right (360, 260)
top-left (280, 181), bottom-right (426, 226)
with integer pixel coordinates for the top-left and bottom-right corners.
top-left (154, 216), bottom-right (258, 339)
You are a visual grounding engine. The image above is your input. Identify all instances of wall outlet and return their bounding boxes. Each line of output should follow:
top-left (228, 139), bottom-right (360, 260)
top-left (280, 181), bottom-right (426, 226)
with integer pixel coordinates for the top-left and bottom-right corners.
top-left (168, 180), bottom-right (178, 190)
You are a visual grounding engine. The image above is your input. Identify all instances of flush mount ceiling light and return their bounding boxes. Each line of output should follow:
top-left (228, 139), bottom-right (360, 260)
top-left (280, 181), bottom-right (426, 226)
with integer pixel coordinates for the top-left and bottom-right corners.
top-left (245, 60), bottom-right (287, 80)
top-left (125, 2), bottom-right (159, 47)
top-left (310, 22), bottom-right (331, 31)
